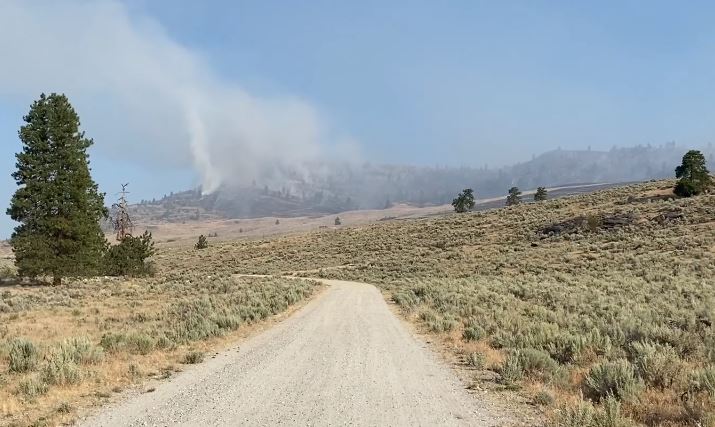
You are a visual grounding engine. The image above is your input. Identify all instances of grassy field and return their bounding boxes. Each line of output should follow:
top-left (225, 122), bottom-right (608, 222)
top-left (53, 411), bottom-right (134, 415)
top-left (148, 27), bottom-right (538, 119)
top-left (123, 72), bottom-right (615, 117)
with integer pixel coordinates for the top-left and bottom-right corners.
top-left (0, 268), bottom-right (319, 426)
top-left (158, 179), bottom-right (715, 426)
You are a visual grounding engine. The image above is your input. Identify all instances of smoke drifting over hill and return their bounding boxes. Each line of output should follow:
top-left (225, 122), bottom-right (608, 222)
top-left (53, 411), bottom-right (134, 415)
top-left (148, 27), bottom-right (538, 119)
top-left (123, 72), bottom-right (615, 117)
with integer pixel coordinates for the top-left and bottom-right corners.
top-left (133, 144), bottom-right (715, 221)
top-left (0, 0), bottom-right (353, 193)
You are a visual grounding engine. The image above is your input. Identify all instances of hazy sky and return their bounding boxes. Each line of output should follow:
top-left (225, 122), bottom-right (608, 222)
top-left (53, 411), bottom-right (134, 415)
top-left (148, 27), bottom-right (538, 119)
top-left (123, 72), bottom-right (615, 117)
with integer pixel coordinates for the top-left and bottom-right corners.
top-left (1, 0), bottom-right (715, 235)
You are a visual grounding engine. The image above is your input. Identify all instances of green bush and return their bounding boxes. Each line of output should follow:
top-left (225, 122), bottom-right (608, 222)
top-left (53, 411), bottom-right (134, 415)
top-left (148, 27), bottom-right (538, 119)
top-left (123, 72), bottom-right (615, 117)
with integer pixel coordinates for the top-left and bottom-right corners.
top-left (105, 231), bottom-right (155, 276)
top-left (466, 352), bottom-right (486, 369)
top-left (513, 348), bottom-right (558, 380)
top-left (100, 332), bottom-right (155, 355)
top-left (629, 340), bottom-right (681, 389)
top-left (99, 333), bottom-right (126, 353)
top-left (463, 323), bottom-right (486, 342)
top-left (584, 359), bottom-right (642, 402)
top-left (499, 353), bottom-right (524, 385)
top-left (16, 376), bottom-right (48, 399)
top-left (550, 399), bottom-right (595, 427)
top-left (41, 348), bottom-right (81, 386)
top-left (534, 390), bottom-right (554, 406)
top-left (689, 366), bottom-right (715, 397)
top-left (125, 333), bottom-right (155, 355)
top-left (59, 336), bottom-right (104, 365)
top-left (183, 351), bottom-right (204, 364)
top-left (8, 338), bottom-right (39, 373)
top-left (549, 397), bottom-right (634, 427)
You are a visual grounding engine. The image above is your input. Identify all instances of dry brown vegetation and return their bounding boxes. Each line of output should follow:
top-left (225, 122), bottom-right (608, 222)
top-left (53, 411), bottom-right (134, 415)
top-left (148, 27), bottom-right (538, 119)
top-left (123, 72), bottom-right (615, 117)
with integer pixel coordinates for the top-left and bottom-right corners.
top-left (156, 179), bottom-right (714, 426)
top-left (0, 269), bottom-right (319, 426)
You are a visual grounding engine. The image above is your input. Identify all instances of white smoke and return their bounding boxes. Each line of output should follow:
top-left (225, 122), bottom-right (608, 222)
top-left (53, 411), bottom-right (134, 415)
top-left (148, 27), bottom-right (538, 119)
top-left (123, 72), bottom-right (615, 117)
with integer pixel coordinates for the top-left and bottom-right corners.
top-left (0, 0), bottom-right (352, 194)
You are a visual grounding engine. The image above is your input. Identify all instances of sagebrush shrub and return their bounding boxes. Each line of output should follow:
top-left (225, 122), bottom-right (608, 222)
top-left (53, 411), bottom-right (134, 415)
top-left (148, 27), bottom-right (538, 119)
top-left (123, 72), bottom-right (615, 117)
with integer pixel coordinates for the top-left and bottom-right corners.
top-left (499, 354), bottom-right (524, 385)
top-left (8, 338), bottom-right (39, 373)
top-left (59, 336), bottom-right (104, 365)
top-left (629, 340), bottom-right (681, 389)
top-left (584, 359), bottom-right (642, 402)
top-left (16, 376), bottom-right (48, 399)
top-left (41, 348), bottom-right (81, 386)
top-left (183, 351), bottom-right (204, 364)
top-left (513, 348), bottom-right (559, 380)
top-left (463, 323), bottom-right (486, 342)
top-left (689, 366), bottom-right (715, 397)
top-left (466, 352), bottom-right (486, 369)
top-left (550, 399), bottom-right (595, 427)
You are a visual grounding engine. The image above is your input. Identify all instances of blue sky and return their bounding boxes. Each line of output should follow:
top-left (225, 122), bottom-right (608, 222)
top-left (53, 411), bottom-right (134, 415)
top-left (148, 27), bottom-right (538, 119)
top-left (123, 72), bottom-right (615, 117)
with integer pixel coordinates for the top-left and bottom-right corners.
top-left (1, 1), bottom-right (715, 235)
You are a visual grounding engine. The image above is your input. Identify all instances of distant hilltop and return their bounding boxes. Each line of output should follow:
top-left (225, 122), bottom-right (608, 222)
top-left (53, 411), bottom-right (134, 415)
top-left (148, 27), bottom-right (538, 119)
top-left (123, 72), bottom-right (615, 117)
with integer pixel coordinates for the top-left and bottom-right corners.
top-left (125, 143), bottom-right (713, 223)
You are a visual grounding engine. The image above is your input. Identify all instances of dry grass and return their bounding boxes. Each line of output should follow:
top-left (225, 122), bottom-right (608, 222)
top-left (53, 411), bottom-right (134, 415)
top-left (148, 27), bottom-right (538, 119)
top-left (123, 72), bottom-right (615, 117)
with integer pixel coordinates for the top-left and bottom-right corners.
top-left (0, 271), bottom-right (319, 426)
top-left (156, 179), bottom-right (714, 426)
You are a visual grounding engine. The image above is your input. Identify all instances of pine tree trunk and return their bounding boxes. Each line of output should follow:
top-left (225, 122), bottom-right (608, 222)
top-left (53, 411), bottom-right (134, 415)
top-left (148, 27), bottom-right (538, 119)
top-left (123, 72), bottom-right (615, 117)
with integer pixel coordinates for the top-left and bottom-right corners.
top-left (53, 275), bottom-right (61, 286)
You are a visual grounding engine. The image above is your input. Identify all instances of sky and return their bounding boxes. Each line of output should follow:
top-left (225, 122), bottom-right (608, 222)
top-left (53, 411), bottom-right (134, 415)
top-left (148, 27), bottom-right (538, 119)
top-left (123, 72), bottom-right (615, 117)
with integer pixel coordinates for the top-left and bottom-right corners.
top-left (1, 0), bottom-right (715, 235)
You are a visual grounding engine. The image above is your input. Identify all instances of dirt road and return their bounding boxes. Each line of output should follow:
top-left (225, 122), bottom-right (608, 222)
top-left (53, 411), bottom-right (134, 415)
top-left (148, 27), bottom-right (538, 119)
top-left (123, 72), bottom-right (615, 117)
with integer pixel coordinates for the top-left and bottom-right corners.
top-left (79, 280), bottom-right (507, 426)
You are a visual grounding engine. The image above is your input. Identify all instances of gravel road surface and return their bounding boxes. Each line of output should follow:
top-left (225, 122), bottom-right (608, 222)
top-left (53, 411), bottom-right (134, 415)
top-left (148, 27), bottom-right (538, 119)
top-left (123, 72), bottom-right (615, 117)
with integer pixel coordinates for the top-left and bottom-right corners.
top-left (79, 279), bottom-right (506, 426)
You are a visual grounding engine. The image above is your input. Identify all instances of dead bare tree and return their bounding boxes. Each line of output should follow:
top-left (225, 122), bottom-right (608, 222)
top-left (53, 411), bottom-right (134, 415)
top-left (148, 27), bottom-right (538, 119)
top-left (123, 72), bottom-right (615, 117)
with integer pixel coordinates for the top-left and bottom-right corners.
top-left (112, 183), bottom-right (134, 241)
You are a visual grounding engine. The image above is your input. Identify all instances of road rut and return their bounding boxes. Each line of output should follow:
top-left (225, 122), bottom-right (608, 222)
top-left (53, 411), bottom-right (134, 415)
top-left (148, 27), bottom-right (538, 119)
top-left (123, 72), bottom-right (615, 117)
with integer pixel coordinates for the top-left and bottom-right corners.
top-left (79, 279), bottom-right (504, 426)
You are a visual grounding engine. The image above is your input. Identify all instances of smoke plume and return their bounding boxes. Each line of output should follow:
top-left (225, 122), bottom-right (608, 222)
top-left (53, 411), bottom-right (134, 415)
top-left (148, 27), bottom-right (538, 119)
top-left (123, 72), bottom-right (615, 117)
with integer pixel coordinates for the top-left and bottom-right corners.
top-left (0, 0), bottom-right (352, 193)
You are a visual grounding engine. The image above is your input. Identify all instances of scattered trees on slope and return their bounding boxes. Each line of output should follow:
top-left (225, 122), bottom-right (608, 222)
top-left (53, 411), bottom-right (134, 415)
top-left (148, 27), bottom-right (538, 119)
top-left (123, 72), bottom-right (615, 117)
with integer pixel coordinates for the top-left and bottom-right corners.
top-left (674, 150), bottom-right (713, 197)
top-left (534, 187), bottom-right (548, 202)
top-left (506, 187), bottom-right (522, 206)
top-left (195, 235), bottom-right (208, 250)
top-left (452, 189), bottom-right (475, 213)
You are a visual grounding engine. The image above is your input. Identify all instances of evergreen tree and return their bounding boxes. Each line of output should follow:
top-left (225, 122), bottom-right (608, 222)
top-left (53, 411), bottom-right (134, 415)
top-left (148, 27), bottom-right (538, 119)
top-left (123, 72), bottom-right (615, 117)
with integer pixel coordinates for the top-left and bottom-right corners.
top-left (7, 94), bottom-right (107, 285)
top-left (534, 186), bottom-right (548, 202)
top-left (105, 231), bottom-right (155, 277)
top-left (506, 187), bottom-right (522, 206)
top-left (452, 189), bottom-right (475, 213)
top-left (195, 235), bottom-right (208, 250)
top-left (674, 150), bottom-right (713, 197)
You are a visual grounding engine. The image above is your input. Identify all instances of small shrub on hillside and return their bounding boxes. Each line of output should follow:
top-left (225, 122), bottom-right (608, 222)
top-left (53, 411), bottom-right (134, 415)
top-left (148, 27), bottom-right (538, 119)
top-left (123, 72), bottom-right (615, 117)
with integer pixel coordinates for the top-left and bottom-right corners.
top-left (183, 351), bottom-right (204, 364)
top-left (8, 338), bottom-right (39, 373)
top-left (195, 235), bottom-right (208, 250)
top-left (41, 348), bottom-right (82, 386)
top-left (105, 231), bottom-right (155, 276)
top-left (629, 340), bottom-right (681, 389)
top-left (426, 314), bottom-right (458, 333)
top-left (584, 359), bottom-right (642, 402)
top-left (549, 396), bottom-right (634, 427)
top-left (16, 376), bottom-right (48, 399)
top-left (513, 348), bottom-right (559, 380)
top-left (462, 323), bottom-right (486, 342)
top-left (466, 352), bottom-right (486, 369)
top-left (125, 333), bottom-right (155, 355)
top-left (99, 333), bottom-right (126, 353)
top-left (688, 366), bottom-right (715, 397)
top-left (534, 390), bottom-right (554, 406)
top-left (550, 399), bottom-right (595, 427)
top-left (499, 353), bottom-right (524, 385)
top-left (59, 336), bottom-right (104, 365)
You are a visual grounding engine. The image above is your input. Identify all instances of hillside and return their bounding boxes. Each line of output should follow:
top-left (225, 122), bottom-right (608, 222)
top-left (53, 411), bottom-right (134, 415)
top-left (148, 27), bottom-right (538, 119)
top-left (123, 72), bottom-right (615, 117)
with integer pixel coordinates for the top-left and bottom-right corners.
top-left (160, 179), bottom-right (715, 426)
top-left (127, 144), bottom-right (714, 223)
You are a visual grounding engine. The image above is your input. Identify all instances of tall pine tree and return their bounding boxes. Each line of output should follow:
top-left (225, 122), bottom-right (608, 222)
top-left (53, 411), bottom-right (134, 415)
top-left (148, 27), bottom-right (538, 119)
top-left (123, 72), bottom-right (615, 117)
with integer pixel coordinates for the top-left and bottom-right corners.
top-left (8, 94), bottom-right (107, 285)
